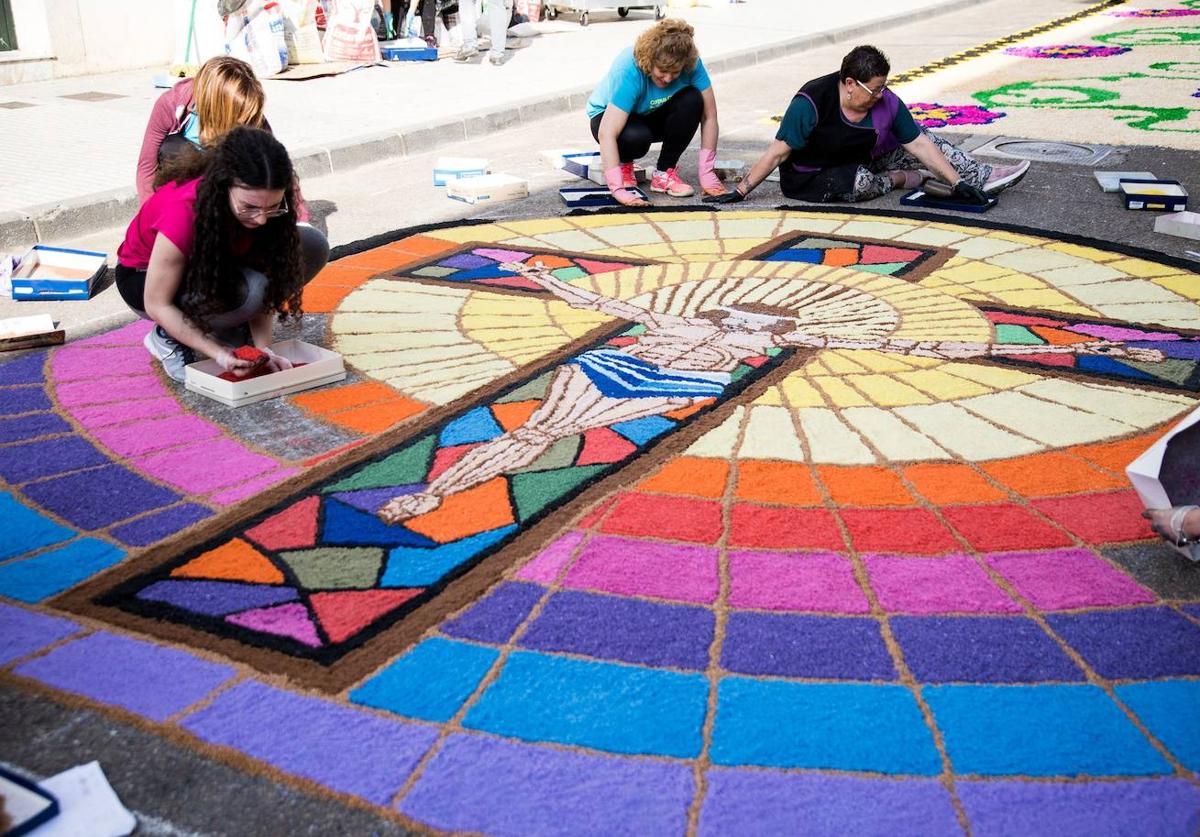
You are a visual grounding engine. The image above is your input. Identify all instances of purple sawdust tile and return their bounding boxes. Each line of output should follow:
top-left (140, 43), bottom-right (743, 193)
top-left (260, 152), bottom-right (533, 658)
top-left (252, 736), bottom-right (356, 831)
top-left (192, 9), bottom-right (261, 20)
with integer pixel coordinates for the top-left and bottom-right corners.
top-left (722, 612), bottom-right (896, 680)
top-left (728, 550), bottom-right (870, 614)
top-left (474, 248), bottom-right (533, 263)
top-left (0, 413), bottom-right (70, 443)
top-left (55, 375), bottom-right (165, 408)
top-left (331, 485), bottom-right (423, 515)
top-left (520, 589), bottom-right (714, 669)
top-left (514, 531), bottom-right (586, 583)
top-left (182, 680), bottom-right (438, 805)
top-left (1046, 606), bottom-right (1200, 679)
top-left (957, 778), bottom-right (1200, 835)
top-left (91, 415), bottom-right (221, 457)
top-left (441, 253), bottom-right (494, 269)
top-left (208, 467), bottom-right (298, 505)
top-left (564, 535), bottom-right (720, 603)
top-left (0, 387), bottom-right (52, 416)
top-left (135, 439), bottom-right (279, 494)
top-left (70, 320), bottom-right (148, 348)
top-left (109, 503), bottom-right (213, 546)
top-left (399, 733), bottom-right (694, 836)
top-left (441, 581), bottom-right (544, 644)
top-left (51, 345), bottom-right (153, 381)
top-left (136, 579), bottom-right (299, 616)
top-left (891, 615), bottom-right (1085, 683)
top-left (0, 602), bottom-right (80, 665)
top-left (0, 436), bottom-right (109, 483)
top-left (699, 769), bottom-right (960, 837)
top-left (985, 548), bottom-right (1155, 610)
top-left (0, 352), bottom-right (47, 385)
top-left (865, 553), bottom-right (1022, 614)
top-left (1184, 604), bottom-right (1200, 620)
top-left (70, 397), bottom-right (183, 429)
top-left (15, 632), bottom-right (234, 721)
top-left (22, 464), bottom-right (180, 529)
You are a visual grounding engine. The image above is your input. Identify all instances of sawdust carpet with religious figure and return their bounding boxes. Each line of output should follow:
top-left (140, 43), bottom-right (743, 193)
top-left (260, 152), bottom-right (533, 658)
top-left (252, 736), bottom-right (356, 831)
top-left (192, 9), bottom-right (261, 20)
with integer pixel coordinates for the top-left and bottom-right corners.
top-left (3, 208), bottom-right (1200, 834)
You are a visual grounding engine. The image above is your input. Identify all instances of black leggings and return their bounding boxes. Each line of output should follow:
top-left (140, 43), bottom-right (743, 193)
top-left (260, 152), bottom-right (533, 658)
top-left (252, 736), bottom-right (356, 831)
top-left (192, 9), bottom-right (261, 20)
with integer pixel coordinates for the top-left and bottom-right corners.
top-left (589, 86), bottom-right (703, 172)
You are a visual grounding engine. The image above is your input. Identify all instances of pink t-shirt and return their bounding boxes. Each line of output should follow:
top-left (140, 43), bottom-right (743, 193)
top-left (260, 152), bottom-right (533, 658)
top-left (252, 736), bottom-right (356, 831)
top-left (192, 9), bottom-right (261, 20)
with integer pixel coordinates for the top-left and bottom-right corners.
top-left (117, 177), bottom-right (201, 269)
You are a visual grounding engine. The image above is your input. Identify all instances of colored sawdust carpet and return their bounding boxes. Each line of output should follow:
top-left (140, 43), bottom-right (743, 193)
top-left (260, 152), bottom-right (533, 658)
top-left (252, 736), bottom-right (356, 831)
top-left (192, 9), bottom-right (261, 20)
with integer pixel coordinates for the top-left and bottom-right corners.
top-left (890, 0), bottom-right (1200, 149)
top-left (4, 208), bottom-right (1200, 834)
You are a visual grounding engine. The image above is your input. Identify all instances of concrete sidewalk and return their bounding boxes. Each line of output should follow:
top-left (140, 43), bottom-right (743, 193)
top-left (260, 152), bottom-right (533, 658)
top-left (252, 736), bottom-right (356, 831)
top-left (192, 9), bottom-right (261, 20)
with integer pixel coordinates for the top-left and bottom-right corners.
top-left (0, 0), bottom-right (975, 250)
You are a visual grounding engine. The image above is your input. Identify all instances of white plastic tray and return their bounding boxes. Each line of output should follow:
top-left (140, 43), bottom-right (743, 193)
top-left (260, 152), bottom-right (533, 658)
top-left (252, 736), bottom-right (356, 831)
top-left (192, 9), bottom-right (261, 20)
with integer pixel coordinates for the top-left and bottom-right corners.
top-left (184, 339), bottom-right (345, 407)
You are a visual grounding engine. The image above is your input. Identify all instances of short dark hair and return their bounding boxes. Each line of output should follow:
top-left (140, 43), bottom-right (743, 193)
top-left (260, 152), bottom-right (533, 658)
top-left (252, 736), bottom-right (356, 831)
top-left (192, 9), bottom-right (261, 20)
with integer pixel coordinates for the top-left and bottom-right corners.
top-left (840, 45), bottom-right (890, 83)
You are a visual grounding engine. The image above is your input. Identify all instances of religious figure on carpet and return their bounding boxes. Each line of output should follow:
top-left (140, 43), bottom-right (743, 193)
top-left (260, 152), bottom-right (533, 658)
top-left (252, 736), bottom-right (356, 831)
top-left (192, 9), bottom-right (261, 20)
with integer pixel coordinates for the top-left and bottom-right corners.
top-left (378, 261), bottom-right (1164, 523)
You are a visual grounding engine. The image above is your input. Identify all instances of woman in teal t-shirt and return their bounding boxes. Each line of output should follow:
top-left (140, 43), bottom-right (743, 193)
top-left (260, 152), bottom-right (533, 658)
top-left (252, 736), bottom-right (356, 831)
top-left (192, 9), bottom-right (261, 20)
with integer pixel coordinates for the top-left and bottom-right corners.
top-left (587, 19), bottom-right (728, 205)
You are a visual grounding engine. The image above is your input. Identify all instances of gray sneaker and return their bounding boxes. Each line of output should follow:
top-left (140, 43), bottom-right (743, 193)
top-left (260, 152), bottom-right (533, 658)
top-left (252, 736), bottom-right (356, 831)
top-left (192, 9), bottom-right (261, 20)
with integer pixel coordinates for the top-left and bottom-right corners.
top-left (454, 45), bottom-right (478, 62)
top-left (143, 325), bottom-right (195, 382)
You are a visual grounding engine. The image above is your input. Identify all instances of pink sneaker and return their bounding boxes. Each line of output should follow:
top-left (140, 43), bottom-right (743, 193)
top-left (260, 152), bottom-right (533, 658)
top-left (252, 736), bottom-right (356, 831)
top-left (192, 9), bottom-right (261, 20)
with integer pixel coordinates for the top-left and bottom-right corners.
top-left (983, 160), bottom-right (1030, 195)
top-left (650, 167), bottom-right (695, 197)
top-left (620, 162), bottom-right (637, 188)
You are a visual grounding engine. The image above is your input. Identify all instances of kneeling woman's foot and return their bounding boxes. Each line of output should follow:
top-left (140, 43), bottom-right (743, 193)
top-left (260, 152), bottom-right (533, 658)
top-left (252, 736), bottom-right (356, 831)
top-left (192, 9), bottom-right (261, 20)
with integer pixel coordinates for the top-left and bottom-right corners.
top-left (378, 491), bottom-right (443, 524)
top-left (650, 167), bottom-right (695, 198)
top-left (983, 160), bottom-right (1030, 195)
top-left (143, 325), bottom-right (195, 383)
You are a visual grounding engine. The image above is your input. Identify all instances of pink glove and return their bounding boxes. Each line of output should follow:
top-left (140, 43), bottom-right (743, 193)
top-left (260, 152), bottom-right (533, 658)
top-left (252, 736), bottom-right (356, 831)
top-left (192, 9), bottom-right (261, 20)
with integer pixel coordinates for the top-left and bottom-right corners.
top-left (698, 148), bottom-right (726, 196)
top-left (604, 166), bottom-right (649, 207)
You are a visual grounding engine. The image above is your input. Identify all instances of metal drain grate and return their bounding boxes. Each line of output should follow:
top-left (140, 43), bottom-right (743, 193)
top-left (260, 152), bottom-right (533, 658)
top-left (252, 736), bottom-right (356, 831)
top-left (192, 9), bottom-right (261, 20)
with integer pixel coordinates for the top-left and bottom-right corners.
top-left (971, 137), bottom-right (1116, 166)
top-left (0, 101), bottom-right (35, 109)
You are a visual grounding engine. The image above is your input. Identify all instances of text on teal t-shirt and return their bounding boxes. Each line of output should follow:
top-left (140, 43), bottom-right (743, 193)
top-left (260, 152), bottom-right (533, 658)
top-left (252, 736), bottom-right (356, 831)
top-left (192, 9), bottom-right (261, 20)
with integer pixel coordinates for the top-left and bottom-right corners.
top-left (586, 47), bottom-right (712, 119)
top-left (774, 94), bottom-right (921, 150)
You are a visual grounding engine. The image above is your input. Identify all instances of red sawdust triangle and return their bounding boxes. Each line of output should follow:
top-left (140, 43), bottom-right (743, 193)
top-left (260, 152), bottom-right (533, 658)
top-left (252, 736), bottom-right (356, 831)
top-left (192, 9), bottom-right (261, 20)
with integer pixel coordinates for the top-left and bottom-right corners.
top-left (577, 427), bottom-right (638, 465)
top-left (172, 538), bottom-right (284, 584)
top-left (309, 589), bottom-right (421, 644)
top-left (244, 495), bottom-right (320, 551)
top-left (859, 245), bottom-right (923, 265)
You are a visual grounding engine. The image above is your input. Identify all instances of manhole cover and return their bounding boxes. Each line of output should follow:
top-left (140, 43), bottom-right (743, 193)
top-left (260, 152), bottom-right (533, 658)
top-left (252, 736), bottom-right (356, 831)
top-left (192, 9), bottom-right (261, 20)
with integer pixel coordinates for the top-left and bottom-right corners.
top-left (970, 137), bottom-right (1115, 166)
top-left (0, 101), bottom-right (35, 109)
top-left (59, 91), bottom-right (127, 102)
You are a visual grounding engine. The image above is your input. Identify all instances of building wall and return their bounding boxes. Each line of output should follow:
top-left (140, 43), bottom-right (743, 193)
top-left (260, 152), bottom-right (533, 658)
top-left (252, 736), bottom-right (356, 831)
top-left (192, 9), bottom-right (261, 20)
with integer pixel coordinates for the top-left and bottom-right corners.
top-left (0, 0), bottom-right (226, 85)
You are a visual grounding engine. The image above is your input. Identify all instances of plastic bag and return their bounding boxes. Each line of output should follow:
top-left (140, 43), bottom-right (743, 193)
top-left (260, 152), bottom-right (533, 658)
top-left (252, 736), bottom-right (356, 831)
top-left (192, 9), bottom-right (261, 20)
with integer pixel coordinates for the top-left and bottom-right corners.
top-left (279, 0), bottom-right (324, 63)
top-left (323, 0), bottom-right (382, 62)
top-left (227, 6), bottom-right (288, 75)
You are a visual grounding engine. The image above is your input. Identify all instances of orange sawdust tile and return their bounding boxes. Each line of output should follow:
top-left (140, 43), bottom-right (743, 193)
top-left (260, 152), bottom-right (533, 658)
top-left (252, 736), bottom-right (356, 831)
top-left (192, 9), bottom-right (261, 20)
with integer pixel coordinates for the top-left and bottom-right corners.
top-left (1030, 326), bottom-right (1096, 346)
top-left (336, 247), bottom-right (415, 272)
top-left (818, 466), bottom-right (915, 506)
top-left (292, 381), bottom-right (400, 416)
top-left (310, 263), bottom-right (380, 287)
top-left (329, 400), bottom-right (427, 435)
top-left (492, 400), bottom-right (540, 432)
top-left (384, 234), bottom-right (460, 258)
top-left (1070, 431), bottom-right (1165, 475)
top-left (302, 284), bottom-right (355, 313)
top-left (981, 451), bottom-right (1126, 498)
top-left (525, 254), bottom-right (574, 269)
top-left (171, 539), bottom-right (284, 584)
top-left (664, 399), bottom-right (714, 420)
top-left (405, 477), bottom-right (514, 543)
top-left (734, 461), bottom-right (823, 506)
top-left (637, 456), bottom-right (730, 499)
top-left (823, 248), bottom-right (860, 267)
top-left (903, 463), bottom-right (1008, 504)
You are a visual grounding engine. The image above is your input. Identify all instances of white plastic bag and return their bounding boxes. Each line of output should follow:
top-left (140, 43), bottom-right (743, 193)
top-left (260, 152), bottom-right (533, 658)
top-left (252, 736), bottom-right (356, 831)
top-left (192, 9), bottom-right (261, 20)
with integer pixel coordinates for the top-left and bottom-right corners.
top-left (279, 0), bottom-right (325, 63)
top-left (226, 5), bottom-right (289, 75)
top-left (322, 0), bottom-right (382, 62)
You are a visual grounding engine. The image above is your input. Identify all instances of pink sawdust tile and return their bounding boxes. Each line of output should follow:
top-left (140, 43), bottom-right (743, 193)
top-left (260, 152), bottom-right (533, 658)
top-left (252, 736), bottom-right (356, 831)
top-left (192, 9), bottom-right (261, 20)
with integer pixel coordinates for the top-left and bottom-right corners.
top-left (92, 415), bottom-right (221, 457)
top-left (70, 397), bottom-right (184, 428)
top-left (728, 550), bottom-right (869, 613)
top-left (864, 553), bottom-right (1022, 614)
top-left (134, 439), bottom-right (279, 494)
top-left (52, 346), bottom-right (154, 381)
top-left (208, 467), bottom-right (300, 505)
top-left (563, 534), bottom-right (719, 603)
top-left (71, 320), bottom-right (150, 348)
top-left (984, 548), bottom-right (1156, 611)
top-left (515, 531), bottom-right (586, 583)
top-left (55, 375), bottom-right (166, 407)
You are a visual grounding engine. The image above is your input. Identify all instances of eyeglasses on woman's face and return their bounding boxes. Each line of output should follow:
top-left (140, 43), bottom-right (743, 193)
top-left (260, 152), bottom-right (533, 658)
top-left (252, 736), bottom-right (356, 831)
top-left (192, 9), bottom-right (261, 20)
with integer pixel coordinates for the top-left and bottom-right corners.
top-left (853, 77), bottom-right (888, 98)
top-left (229, 187), bottom-right (289, 222)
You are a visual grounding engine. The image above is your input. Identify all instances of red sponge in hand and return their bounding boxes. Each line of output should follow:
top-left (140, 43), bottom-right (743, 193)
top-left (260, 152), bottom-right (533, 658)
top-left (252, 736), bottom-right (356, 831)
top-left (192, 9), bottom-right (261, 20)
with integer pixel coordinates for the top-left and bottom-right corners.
top-left (233, 345), bottom-right (268, 366)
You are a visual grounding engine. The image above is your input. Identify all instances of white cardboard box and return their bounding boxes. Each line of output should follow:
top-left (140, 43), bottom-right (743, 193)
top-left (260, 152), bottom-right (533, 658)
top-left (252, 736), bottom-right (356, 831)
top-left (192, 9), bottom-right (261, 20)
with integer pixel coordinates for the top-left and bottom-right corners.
top-left (1154, 210), bottom-right (1200, 241)
top-left (715, 159), bottom-right (747, 181)
top-left (445, 173), bottom-right (529, 205)
top-left (542, 148), bottom-right (588, 169)
top-left (184, 339), bottom-right (345, 407)
top-left (1094, 170), bottom-right (1155, 193)
top-left (433, 157), bottom-right (489, 187)
top-left (1126, 404), bottom-right (1200, 561)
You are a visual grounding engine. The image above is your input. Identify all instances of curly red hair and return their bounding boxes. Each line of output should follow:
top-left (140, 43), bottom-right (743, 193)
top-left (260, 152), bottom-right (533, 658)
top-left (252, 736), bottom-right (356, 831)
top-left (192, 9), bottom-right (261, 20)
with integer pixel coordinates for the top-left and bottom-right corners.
top-left (633, 19), bottom-right (699, 75)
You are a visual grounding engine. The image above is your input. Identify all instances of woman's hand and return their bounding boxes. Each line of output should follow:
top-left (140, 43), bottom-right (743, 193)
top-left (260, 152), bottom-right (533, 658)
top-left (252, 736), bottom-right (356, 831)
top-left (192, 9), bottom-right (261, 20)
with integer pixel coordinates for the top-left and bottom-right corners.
top-left (260, 346), bottom-right (294, 372)
top-left (215, 347), bottom-right (259, 376)
top-left (1143, 505), bottom-right (1200, 546)
top-left (604, 166), bottom-right (650, 207)
top-left (698, 148), bottom-right (727, 197)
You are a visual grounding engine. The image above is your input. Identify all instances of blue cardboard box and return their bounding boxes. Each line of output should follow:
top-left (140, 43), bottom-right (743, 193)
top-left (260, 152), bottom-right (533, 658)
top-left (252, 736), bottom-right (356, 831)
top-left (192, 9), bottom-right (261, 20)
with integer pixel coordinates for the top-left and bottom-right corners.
top-left (11, 245), bottom-right (107, 301)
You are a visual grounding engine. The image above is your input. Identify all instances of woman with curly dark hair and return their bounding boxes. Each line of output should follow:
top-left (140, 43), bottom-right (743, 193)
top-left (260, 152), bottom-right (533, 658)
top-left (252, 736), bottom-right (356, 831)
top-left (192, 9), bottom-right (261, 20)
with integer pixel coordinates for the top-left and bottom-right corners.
top-left (115, 126), bottom-right (329, 382)
top-left (586, 18), bottom-right (728, 206)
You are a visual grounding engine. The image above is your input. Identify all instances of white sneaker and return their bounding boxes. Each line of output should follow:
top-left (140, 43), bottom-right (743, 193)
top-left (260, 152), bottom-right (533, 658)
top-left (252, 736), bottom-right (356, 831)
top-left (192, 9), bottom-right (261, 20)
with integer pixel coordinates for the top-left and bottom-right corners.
top-left (454, 45), bottom-right (478, 62)
top-left (983, 160), bottom-right (1030, 195)
top-left (143, 325), bottom-right (194, 383)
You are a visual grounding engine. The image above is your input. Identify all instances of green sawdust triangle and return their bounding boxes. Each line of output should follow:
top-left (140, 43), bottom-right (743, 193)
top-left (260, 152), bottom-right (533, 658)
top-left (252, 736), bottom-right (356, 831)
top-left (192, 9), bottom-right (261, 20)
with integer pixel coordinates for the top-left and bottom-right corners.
top-left (852, 262), bottom-right (905, 275)
top-left (995, 324), bottom-right (1045, 345)
top-left (1120, 356), bottom-right (1196, 386)
top-left (511, 464), bottom-right (608, 521)
top-left (512, 435), bottom-right (582, 474)
top-left (497, 372), bottom-right (553, 404)
top-left (277, 546), bottom-right (385, 590)
top-left (324, 435), bottom-right (437, 492)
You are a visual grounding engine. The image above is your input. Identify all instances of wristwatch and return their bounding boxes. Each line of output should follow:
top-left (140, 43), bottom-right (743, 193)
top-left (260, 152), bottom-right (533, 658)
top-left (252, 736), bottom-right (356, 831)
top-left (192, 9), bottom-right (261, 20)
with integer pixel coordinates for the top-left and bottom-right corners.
top-left (1170, 505), bottom-right (1198, 547)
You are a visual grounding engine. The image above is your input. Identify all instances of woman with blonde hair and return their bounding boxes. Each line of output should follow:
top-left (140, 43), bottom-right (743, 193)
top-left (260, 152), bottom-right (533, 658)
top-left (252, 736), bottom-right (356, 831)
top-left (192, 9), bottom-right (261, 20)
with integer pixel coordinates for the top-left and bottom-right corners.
top-left (586, 18), bottom-right (728, 206)
top-left (135, 56), bottom-right (267, 203)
